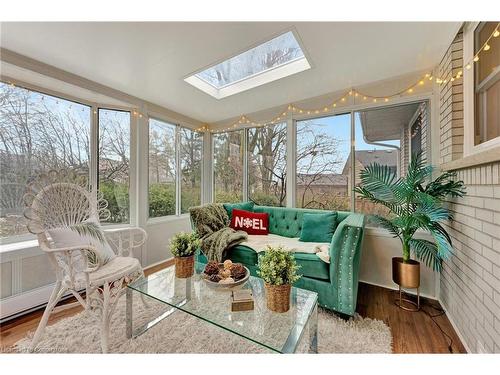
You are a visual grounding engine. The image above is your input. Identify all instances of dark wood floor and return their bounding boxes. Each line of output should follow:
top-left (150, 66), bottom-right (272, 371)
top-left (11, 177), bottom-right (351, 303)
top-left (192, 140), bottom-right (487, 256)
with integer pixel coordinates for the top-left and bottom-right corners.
top-left (0, 261), bottom-right (466, 353)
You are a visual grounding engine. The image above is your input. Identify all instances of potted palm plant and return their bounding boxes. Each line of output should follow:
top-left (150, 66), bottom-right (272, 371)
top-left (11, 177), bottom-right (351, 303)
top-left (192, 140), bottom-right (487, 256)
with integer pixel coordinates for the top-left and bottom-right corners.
top-left (354, 152), bottom-right (465, 309)
top-left (258, 245), bottom-right (301, 313)
top-left (170, 231), bottom-right (201, 278)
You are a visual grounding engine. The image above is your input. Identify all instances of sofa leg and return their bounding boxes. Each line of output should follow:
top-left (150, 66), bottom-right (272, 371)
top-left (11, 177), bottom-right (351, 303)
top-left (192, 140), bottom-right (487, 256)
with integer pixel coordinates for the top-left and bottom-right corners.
top-left (335, 312), bottom-right (351, 321)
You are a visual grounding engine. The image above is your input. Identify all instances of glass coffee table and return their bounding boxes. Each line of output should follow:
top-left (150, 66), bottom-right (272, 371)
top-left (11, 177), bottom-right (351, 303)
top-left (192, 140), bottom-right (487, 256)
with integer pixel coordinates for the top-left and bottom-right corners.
top-left (126, 265), bottom-right (318, 353)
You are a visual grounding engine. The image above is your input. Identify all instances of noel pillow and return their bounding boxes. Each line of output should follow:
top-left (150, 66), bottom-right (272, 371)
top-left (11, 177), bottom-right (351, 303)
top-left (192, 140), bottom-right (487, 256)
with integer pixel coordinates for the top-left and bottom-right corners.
top-left (230, 209), bottom-right (269, 235)
top-left (48, 221), bottom-right (115, 265)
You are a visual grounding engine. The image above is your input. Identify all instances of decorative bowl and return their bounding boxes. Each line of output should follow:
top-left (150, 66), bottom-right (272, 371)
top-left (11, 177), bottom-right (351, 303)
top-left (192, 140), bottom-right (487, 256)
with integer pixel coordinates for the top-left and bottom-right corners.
top-left (202, 264), bottom-right (250, 290)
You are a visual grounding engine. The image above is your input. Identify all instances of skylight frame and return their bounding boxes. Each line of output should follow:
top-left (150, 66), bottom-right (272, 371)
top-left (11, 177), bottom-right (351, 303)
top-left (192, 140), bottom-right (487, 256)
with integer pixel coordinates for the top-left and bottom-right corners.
top-left (184, 29), bottom-right (311, 99)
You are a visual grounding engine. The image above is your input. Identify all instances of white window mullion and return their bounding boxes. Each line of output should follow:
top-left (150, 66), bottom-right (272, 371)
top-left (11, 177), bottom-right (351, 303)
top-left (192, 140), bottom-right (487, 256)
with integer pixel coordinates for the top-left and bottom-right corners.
top-left (243, 129), bottom-right (249, 201)
top-left (90, 105), bottom-right (99, 202)
top-left (175, 125), bottom-right (181, 216)
top-left (286, 117), bottom-right (296, 207)
top-left (350, 111), bottom-right (356, 212)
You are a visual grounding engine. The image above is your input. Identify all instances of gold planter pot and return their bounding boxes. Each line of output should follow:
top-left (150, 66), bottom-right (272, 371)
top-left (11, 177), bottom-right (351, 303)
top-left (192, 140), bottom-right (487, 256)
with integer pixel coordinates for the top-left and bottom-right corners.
top-left (392, 257), bottom-right (420, 311)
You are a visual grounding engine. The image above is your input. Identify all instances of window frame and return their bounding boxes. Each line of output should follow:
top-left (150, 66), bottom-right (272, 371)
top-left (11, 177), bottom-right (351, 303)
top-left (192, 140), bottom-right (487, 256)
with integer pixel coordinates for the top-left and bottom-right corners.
top-left (463, 22), bottom-right (500, 156)
top-left (0, 80), bottom-right (95, 244)
top-left (146, 116), bottom-right (204, 221)
top-left (211, 128), bottom-right (245, 203)
top-left (96, 106), bottom-right (134, 227)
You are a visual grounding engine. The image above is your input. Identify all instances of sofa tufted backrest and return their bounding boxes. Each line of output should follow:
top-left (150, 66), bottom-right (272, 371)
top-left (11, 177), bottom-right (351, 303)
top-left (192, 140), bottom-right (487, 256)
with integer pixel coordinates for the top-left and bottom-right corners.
top-left (253, 205), bottom-right (350, 238)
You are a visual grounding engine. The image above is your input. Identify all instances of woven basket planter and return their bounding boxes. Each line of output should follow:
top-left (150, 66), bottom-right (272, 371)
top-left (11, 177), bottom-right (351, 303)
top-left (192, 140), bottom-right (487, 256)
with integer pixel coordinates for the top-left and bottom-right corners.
top-left (265, 283), bottom-right (291, 313)
top-left (175, 255), bottom-right (194, 278)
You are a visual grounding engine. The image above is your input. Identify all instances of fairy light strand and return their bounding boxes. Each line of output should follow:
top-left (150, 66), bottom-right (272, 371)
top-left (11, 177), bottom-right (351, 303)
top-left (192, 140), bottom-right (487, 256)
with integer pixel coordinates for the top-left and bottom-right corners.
top-left (3, 23), bottom-right (498, 135)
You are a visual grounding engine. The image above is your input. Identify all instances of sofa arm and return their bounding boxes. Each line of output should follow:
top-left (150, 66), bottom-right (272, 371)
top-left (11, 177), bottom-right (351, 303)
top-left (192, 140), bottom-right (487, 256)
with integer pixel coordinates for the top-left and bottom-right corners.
top-left (329, 213), bottom-right (365, 315)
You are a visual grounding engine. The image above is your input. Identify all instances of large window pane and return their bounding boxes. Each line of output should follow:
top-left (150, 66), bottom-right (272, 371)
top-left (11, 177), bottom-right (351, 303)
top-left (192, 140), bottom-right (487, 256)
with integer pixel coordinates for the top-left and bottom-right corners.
top-left (149, 119), bottom-right (176, 217)
top-left (98, 108), bottom-right (130, 224)
top-left (248, 123), bottom-right (287, 206)
top-left (213, 130), bottom-right (243, 203)
top-left (180, 128), bottom-right (203, 213)
top-left (1, 82), bottom-right (91, 239)
top-left (296, 114), bottom-right (350, 210)
top-left (474, 22), bottom-right (500, 145)
top-left (355, 105), bottom-right (418, 223)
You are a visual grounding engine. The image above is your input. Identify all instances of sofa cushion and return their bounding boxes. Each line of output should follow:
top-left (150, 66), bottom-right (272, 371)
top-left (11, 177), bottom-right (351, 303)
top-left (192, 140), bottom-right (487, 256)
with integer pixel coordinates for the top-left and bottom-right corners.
top-left (253, 206), bottom-right (338, 238)
top-left (299, 212), bottom-right (338, 243)
top-left (293, 252), bottom-right (330, 281)
top-left (223, 201), bottom-right (255, 218)
top-left (226, 244), bottom-right (259, 265)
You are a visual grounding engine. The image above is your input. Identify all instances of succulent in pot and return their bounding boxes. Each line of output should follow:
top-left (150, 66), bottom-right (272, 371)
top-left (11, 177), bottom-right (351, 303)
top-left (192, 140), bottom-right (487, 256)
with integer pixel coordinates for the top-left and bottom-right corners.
top-left (258, 245), bottom-right (301, 313)
top-left (169, 231), bottom-right (201, 278)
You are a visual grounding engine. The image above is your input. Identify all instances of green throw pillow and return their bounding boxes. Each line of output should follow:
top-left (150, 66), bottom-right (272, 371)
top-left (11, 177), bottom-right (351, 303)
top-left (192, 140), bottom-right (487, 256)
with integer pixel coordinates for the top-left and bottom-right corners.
top-left (299, 212), bottom-right (338, 243)
top-left (223, 201), bottom-right (255, 218)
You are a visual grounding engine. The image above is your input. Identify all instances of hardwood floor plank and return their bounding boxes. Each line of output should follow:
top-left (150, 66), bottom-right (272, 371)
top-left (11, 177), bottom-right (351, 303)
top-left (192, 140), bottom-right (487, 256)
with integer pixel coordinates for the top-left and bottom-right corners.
top-left (1, 261), bottom-right (466, 353)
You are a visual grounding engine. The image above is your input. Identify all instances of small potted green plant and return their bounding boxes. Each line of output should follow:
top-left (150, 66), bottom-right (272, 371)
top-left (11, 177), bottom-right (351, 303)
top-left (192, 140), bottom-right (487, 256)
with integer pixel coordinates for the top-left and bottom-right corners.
top-left (258, 245), bottom-right (301, 313)
top-left (170, 231), bottom-right (201, 278)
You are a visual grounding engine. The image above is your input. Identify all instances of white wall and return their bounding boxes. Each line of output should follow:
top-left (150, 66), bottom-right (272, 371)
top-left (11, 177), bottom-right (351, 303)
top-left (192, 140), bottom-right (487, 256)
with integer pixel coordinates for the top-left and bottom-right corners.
top-left (144, 216), bottom-right (192, 266)
top-left (359, 229), bottom-right (438, 298)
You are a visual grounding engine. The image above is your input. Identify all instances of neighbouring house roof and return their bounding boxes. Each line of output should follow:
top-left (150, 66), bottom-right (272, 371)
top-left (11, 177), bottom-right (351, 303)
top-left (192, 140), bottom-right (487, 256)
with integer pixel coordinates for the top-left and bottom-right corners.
top-left (359, 103), bottom-right (420, 142)
top-left (341, 149), bottom-right (398, 175)
top-left (297, 173), bottom-right (348, 186)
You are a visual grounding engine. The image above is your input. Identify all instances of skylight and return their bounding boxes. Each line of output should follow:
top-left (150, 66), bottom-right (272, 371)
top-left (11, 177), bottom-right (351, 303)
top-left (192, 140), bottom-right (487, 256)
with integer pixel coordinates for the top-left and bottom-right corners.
top-left (184, 31), bottom-right (310, 99)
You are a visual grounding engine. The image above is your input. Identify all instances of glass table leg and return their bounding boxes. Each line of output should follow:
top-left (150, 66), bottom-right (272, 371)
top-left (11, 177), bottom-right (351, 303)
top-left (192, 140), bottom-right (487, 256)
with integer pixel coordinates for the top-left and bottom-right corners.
top-left (308, 303), bottom-right (318, 353)
top-left (126, 287), bottom-right (133, 339)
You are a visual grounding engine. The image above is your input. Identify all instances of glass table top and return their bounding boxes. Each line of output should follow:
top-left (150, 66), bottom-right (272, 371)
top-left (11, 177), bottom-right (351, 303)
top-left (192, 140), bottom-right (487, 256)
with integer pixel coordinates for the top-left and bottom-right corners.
top-left (127, 265), bottom-right (318, 353)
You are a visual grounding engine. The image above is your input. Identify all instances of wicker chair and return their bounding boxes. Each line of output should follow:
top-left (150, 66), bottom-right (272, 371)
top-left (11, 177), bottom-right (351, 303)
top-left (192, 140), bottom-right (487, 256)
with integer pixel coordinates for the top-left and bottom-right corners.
top-left (23, 170), bottom-right (147, 353)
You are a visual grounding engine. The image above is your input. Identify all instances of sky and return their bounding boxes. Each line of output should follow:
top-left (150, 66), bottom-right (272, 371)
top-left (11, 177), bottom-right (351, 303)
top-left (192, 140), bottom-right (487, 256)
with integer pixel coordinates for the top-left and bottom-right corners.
top-left (297, 111), bottom-right (401, 174)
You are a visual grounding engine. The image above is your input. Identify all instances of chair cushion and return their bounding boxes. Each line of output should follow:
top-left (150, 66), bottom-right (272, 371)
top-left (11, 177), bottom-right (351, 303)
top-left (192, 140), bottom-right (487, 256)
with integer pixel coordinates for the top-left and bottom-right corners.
top-left (223, 201), bottom-right (254, 218)
top-left (89, 256), bottom-right (141, 284)
top-left (299, 212), bottom-right (338, 243)
top-left (48, 222), bottom-right (115, 264)
top-left (230, 209), bottom-right (269, 235)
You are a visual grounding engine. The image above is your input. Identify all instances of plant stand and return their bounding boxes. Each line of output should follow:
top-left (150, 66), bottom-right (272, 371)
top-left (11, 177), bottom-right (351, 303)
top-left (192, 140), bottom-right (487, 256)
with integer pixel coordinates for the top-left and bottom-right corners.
top-left (395, 286), bottom-right (420, 312)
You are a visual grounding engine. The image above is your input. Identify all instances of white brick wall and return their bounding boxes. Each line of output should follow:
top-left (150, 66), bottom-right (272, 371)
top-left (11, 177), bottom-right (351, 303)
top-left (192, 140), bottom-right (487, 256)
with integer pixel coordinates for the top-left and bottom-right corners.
top-left (441, 164), bottom-right (500, 353)
top-left (438, 27), bottom-right (500, 353)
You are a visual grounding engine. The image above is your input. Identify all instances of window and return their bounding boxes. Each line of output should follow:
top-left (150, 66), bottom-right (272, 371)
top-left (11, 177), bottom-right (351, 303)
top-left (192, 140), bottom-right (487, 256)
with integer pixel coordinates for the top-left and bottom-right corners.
top-left (474, 22), bottom-right (500, 145)
top-left (185, 31), bottom-right (310, 99)
top-left (180, 128), bottom-right (203, 213)
top-left (296, 114), bottom-right (351, 210)
top-left (0, 82), bottom-right (91, 240)
top-left (248, 123), bottom-right (287, 206)
top-left (148, 118), bottom-right (176, 218)
top-left (98, 108), bottom-right (131, 224)
top-left (213, 130), bottom-right (244, 203)
top-left (354, 109), bottom-right (401, 219)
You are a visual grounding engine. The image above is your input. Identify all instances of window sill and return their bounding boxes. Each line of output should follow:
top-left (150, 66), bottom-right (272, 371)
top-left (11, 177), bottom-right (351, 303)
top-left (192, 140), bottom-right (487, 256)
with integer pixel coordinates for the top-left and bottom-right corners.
top-left (441, 146), bottom-right (500, 171)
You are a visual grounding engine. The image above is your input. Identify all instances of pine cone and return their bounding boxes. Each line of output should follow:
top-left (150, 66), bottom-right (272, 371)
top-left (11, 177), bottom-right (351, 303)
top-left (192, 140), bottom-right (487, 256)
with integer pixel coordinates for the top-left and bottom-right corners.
top-left (204, 261), bottom-right (220, 276)
top-left (230, 263), bottom-right (246, 281)
top-left (209, 273), bottom-right (222, 283)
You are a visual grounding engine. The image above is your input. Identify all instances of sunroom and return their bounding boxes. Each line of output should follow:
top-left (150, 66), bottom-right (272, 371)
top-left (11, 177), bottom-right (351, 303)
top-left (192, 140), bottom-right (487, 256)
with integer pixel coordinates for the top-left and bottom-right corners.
top-left (0, 18), bottom-right (499, 359)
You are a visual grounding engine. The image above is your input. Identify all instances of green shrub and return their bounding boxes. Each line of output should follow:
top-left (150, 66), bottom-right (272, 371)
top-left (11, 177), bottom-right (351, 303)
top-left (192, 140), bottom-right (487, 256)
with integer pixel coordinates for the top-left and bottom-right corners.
top-left (257, 245), bottom-right (301, 286)
top-left (169, 231), bottom-right (201, 257)
top-left (99, 181), bottom-right (129, 223)
top-left (149, 183), bottom-right (175, 217)
top-left (250, 192), bottom-right (282, 207)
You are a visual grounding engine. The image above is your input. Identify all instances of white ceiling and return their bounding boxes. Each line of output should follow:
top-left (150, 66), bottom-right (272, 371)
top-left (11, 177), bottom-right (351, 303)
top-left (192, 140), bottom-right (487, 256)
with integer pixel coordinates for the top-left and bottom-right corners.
top-left (0, 22), bottom-right (461, 123)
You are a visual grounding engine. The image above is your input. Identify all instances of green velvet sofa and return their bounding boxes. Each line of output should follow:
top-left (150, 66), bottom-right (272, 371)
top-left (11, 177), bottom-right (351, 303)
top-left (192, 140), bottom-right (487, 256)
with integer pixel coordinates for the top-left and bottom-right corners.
top-left (193, 205), bottom-right (365, 316)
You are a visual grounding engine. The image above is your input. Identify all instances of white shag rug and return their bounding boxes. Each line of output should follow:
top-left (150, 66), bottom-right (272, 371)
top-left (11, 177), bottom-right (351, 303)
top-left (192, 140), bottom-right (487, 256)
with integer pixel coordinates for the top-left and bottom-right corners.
top-left (15, 295), bottom-right (392, 354)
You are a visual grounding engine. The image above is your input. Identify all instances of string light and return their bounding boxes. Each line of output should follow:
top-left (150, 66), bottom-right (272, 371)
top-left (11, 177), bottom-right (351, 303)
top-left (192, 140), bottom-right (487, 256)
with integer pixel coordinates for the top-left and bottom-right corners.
top-left (4, 24), bottom-right (498, 136)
